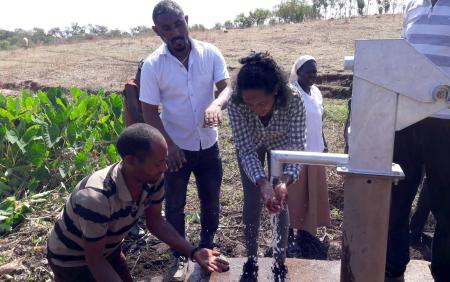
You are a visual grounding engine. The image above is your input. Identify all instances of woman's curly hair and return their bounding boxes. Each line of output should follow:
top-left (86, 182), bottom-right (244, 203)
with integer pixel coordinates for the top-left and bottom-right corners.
top-left (232, 51), bottom-right (292, 107)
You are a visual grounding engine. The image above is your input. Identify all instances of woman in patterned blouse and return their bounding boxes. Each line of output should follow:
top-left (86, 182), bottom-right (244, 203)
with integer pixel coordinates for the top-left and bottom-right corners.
top-left (228, 52), bottom-right (307, 281)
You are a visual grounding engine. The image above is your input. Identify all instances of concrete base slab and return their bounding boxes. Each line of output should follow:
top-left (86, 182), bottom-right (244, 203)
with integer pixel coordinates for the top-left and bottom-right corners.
top-left (145, 258), bottom-right (432, 282)
top-left (209, 258), bottom-right (432, 282)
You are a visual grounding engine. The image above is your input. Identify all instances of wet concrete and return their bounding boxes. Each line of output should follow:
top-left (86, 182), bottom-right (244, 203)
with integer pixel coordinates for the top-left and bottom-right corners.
top-left (208, 258), bottom-right (433, 282)
top-left (144, 258), bottom-right (433, 281)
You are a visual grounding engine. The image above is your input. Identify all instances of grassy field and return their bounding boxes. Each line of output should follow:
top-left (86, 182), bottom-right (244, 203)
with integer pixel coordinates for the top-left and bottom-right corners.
top-left (0, 14), bottom-right (429, 281)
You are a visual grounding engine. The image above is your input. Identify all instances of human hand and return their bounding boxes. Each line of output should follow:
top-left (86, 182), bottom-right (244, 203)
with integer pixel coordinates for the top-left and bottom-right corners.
top-left (203, 104), bottom-right (222, 128)
top-left (124, 83), bottom-right (136, 93)
top-left (273, 182), bottom-right (288, 212)
top-left (193, 248), bottom-right (230, 273)
top-left (166, 144), bottom-right (186, 172)
top-left (259, 181), bottom-right (279, 213)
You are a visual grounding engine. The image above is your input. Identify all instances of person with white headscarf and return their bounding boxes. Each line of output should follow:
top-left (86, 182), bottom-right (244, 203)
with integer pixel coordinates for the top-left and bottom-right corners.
top-left (287, 55), bottom-right (330, 259)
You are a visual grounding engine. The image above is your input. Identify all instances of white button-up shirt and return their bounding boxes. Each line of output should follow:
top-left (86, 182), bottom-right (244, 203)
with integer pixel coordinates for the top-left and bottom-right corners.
top-left (139, 39), bottom-right (229, 151)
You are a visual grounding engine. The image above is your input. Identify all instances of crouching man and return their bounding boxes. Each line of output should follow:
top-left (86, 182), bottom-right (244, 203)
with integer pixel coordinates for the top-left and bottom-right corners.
top-left (46, 123), bottom-right (229, 282)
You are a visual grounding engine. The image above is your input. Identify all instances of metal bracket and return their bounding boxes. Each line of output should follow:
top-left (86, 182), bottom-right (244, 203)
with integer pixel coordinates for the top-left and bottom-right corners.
top-left (337, 163), bottom-right (405, 185)
top-left (432, 85), bottom-right (450, 103)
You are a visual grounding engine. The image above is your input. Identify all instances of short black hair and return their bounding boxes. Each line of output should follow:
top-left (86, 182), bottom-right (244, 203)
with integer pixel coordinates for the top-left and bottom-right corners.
top-left (116, 123), bottom-right (163, 160)
top-left (152, 0), bottom-right (184, 24)
top-left (232, 51), bottom-right (291, 107)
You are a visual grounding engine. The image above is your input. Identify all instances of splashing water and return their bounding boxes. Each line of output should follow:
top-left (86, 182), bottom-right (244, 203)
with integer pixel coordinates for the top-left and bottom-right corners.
top-left (271, 212), bottom-right (282, 259)
top-left (270, 206), bottom-right (290, 281)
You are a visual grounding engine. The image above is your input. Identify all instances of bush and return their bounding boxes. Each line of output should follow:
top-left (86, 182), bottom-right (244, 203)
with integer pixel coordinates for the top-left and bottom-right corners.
top-left (190, 24), bottom-right (207, 32)
top-left (130, 25), bottom-right (153, 36)
top-left (0, 40), bottom-right (11, 50)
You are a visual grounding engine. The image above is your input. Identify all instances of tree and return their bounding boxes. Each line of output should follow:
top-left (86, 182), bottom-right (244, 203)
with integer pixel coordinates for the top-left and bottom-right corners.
top-left (31, 28), bottom-right (50, 44)
top-left (348, 0), bottom-right (354, 17)
top-left (48, 27), bottom-right (65, 38)
top-left (377, 0), bottom-right (384, 14)
top-left (274, 0), bottom-right (319, 23)
top-left (130, 26), bottom-right (151, 36)
top-left (107, 29), bottom-right (122, 37)
top-left (64, 22), bottom-right (86, 38)
top-left (383, 0), bottom-right (391, 13)
top-left (275, 0), bottom-right (294, 22)
top-left (224, 20), bottom-right (234, 29)
top-left (357, 0), bottom-right (365, 15)
top-left (70, 22), bottom-right (86, 36)
top-left (311, 0), bottom-right (321, 19)
top-left (391, 0), bottom-right (398, 13)
top-left (190, 24), bottom-right (207, 32)
top-left (328, 0), bottom-right (337, 18)
top-left (89, 24), bottom-right (109, 36)
top-left (214, 22), bottom-right (223, 30)
top-left (366, 0), bottom-right (372, 16)
top-left (234, 13), bottom-right (254, 28)
top-left (318, 0), bottom-right (329, 19)
top-left (337, 0), bottom-right (346, 17)
top-left (3, 29), bottom-right (28, 46)
top-left (249, 8), bottom-right (271, 27)
top-left (13, 29), bottom-right (26, 38)
top-left (268, 18), bottom-right (278, 25)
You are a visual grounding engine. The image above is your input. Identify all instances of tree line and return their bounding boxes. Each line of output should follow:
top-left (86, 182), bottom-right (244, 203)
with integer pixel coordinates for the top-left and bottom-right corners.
top-left (0, 23), bottom-right (154, 50)
top-left (214, 0), bottom-right (404, 30)
top-left (0, 0), bottom-right (404, 50)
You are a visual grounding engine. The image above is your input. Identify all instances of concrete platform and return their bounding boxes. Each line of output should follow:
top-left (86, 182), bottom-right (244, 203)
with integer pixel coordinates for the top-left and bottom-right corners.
top-left (172, 258), bottom-right (433, 282)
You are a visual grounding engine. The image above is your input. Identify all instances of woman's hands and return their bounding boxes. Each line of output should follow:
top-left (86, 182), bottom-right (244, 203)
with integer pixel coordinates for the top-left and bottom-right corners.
top-left (257, 177), bottom-right (290, 213)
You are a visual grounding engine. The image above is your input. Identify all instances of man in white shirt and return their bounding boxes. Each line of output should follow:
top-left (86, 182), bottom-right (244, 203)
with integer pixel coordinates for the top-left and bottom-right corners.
top-left (385, 0), bottom-right (450, 281)
top-left (139, 1), bottom-right (231, 280)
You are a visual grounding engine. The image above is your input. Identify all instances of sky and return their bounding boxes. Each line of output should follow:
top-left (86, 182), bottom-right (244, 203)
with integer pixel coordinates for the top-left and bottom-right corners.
top-left (0, 0), bottom-right (282, 32)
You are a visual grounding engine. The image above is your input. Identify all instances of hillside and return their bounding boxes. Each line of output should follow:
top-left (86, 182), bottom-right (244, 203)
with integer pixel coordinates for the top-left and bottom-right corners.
top-left (0, 15), bottom-right (402, 95)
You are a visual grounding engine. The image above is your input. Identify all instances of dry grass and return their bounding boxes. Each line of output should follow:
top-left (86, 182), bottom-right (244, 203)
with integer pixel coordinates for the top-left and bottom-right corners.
top-left (0, 15), bottom-right (401, 94)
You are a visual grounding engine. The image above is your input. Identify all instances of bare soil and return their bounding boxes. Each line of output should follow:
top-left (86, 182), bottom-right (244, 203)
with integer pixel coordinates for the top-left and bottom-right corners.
top-left (0, 15), bottom-right (402, 95)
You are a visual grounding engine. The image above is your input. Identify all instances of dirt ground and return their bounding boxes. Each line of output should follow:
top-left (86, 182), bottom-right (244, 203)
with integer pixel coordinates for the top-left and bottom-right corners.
top-left (0, 14), bottom-right (434, 282)
top-left (0, 15), bottom-right (401, 94)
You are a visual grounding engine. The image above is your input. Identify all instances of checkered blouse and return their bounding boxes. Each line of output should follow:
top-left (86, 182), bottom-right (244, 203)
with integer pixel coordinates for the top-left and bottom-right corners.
top-left (228, 89), bottom-right (307, 184)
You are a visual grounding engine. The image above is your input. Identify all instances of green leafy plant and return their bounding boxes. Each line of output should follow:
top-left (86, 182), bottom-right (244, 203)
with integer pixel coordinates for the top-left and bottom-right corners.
top-left (0, 87), bottom-right (124, 234)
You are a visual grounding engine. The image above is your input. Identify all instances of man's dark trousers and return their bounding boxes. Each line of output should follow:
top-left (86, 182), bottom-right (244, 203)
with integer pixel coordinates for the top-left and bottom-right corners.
top-left (386, 118), bottom-right (450, 281)
top-left (164, 143), bottom-right (222, 257)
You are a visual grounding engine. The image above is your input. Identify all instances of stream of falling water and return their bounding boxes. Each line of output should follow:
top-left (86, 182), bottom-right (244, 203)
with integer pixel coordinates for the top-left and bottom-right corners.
top-left (271, 212), bottom-right (281, 260)
top-left (270, 210), bottom-right (290, 281)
